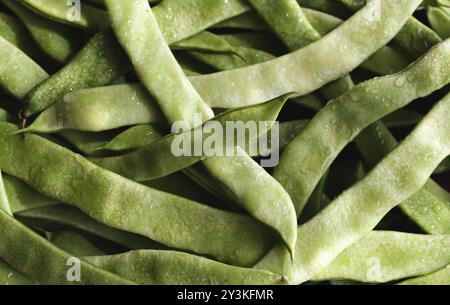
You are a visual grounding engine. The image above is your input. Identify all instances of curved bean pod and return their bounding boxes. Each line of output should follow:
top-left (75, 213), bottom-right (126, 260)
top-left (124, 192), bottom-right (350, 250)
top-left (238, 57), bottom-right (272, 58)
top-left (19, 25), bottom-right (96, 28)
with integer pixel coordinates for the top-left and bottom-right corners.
top-left (17, 205), bottom-right (164, 250)
top-left (24, 84), bottom-right (164, 133)
top-left (355, 122), bottom-right (450, 234)
top-left (48, 230), bottom-right (105, 256)
top-left (260, 0), bottom-right (446, 231)
top-left (0, 122), bottom-right (276, 266)
top-left (338, 0), bottom-right (443, 58)
top-left (4, 174), bottom-right (58, 214)
top-left (312, 231), bottom-right (450, 283)
top-left (24, 29), bottom-right (129, 116)
top-left (273, 39), bottom-right (450, 214)
top-left (106, 0), bottom-right (297, 255)
top-left (92, 95), bottom-right (289, 181)
top-left (58, 129), bottom-right (118, 155)
top-left (0, 107), bottom-right (14, 123)
top-left (248, 0), bottom-right (321, 51)
top-left (0, 259), bottom-right (35, 285)
top-left (17, 0), bottom-right (109, 30)
top-left (171, 31), bottom-right (241, 54)
top-left (85, 250), bottom-right (284, 285)
top-left (0, 11), bottom-right (38, 58)
top-left (92, 125), bottom-right (161, 153)
top-left (256, 91), bottom-right (450, 284)
top-left (0, 170), bottom-right (12, 215)
top-left (188, 46), bottom-right (274, 71)
top-left (399, 264), bottom-right (450, 285)
top-left (428, 6), bottom-right (450, 39)
top-left (3, 0), bottom-right (83, 64)
top-left (0, 206), bottom-right (133, 284)
top-left (189, 0), bottom-right (422, 108)
top-left (0, 35), bottom-right (48, 99)
top-left (153, 0), bottom-right (250, 44)
top-left (214, 9), bottom-right (410, 76)
top-left (23, 0), bottom-right (251, 116)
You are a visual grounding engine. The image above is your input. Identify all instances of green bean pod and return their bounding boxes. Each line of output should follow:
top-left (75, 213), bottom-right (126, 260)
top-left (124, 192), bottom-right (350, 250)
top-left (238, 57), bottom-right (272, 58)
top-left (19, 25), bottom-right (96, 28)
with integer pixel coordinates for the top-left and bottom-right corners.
top-left (256, 91), bottom-right (450, 284)
top-left (24, 84), bottom-right (164, 133)
top-left (0, 122), bottom-right (276, 266)
top-left (59, 125), bottom-right (161, 155)
top-left (0, 259), bottom-right (35, 285)
top-left (17, 0), bottom-right (109, 30)
top-left (248, 0), bottom-right (321, 51)
top-left (17, 205), bottom-right (163, 250)
top-left (190, 0), bottom-right (422, 108)
top-left (399, 264), bottom-right (450, 285)
top-left (312, 231), bottom-right (450, 283)
top-left (0, 12), bottom-right (38, 58)
top-left (355, 122), bottom-right (450, 234)
top-left (0, 35), bottom-right (48, 99)
top-left (3, 0), bottom-right (83, 63)
top-left (91, 95), bottom-right (289, 181)
top-left (24, 29), bottom-right (130, 116)
top-left (23, 0), bottom-right (252, 116)
top-left (105, 0), bottom-right (297, 255)
top-left (90, 125), bottom-right (162, 153)
top-left (274, 39), bottom-right (450, 215)
top-left (428, 6), bottom-right (450, 39)
top-left (0, 207), bottom-right (134, 284)
top-left (85, 250), bottom-right (284, 285)
top-left (4, 174), bottom-right (58, 214)
top-left (338, 0), bottom-right (443, 58)
top-left (48, 230), bottom-right (105, 256)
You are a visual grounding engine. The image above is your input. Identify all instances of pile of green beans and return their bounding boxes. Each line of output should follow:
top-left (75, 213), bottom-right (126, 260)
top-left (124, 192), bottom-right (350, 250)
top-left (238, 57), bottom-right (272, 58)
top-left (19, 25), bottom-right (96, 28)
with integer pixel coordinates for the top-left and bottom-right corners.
top-left (0, 0), bottom-right (448, 285)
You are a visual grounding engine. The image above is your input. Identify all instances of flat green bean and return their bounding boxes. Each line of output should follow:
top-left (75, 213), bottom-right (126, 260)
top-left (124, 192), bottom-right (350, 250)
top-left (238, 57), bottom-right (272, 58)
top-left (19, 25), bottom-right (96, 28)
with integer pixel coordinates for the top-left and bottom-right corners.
top-left (0, 107), bottom-right (14, 123)
top-left (428, 6), bottom-right (450, 39)
top-left (256, 91), bottom-right (450, 284)
top-left (0, 122), bottom-right (276, 266)
top-left (17, 205), bottom-right (163, 250)
top-left (23, 0), bottom-right (253, 116)
top-left (0, 170), bottom-right (12, 216)
top-left (355, 122), bottom-right (450, 234)
top-left (86, 250), bottom-right (284, 285)
top-left (0, 206), bottom-right (133, 284)
top-left (24, 84), bottom-right (164, 133)
top-left (171, 31), bottom-right (241, 54)
top-left (273, 40), bottom-right (449, 214)
top-left (24, 29), bottom-right (129, 116)
top-left (92, 125), bottom-right (161, 153)
top-left (48, 230), bottom-right (105, 256)
top-left (17, 0), bottom-right (109, 30)
top-left (92, 95), bottom-right (289, 181)
top-left (399, 264), bottom-right (450, 285)
top-left (189, 0), bottom-right (422, 108)
top-left (0, 259), bottom-right (35, 285)
top-left (0, 35), bottom-right (48, 99)
top-left (312, 231), bottom-right (450, 283)
top-left (249, 0), bottom-right (321, 51)
top-left (106, 0), bottom-right (297, 255)
top-left (0, 11), bottom-right (38, 58)
top-left (4, 174), bottom-right (58, 213)
top-left (3, 0), bottom-right (83, 63)
top-left (338, 0), bottom-right (443, 58)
